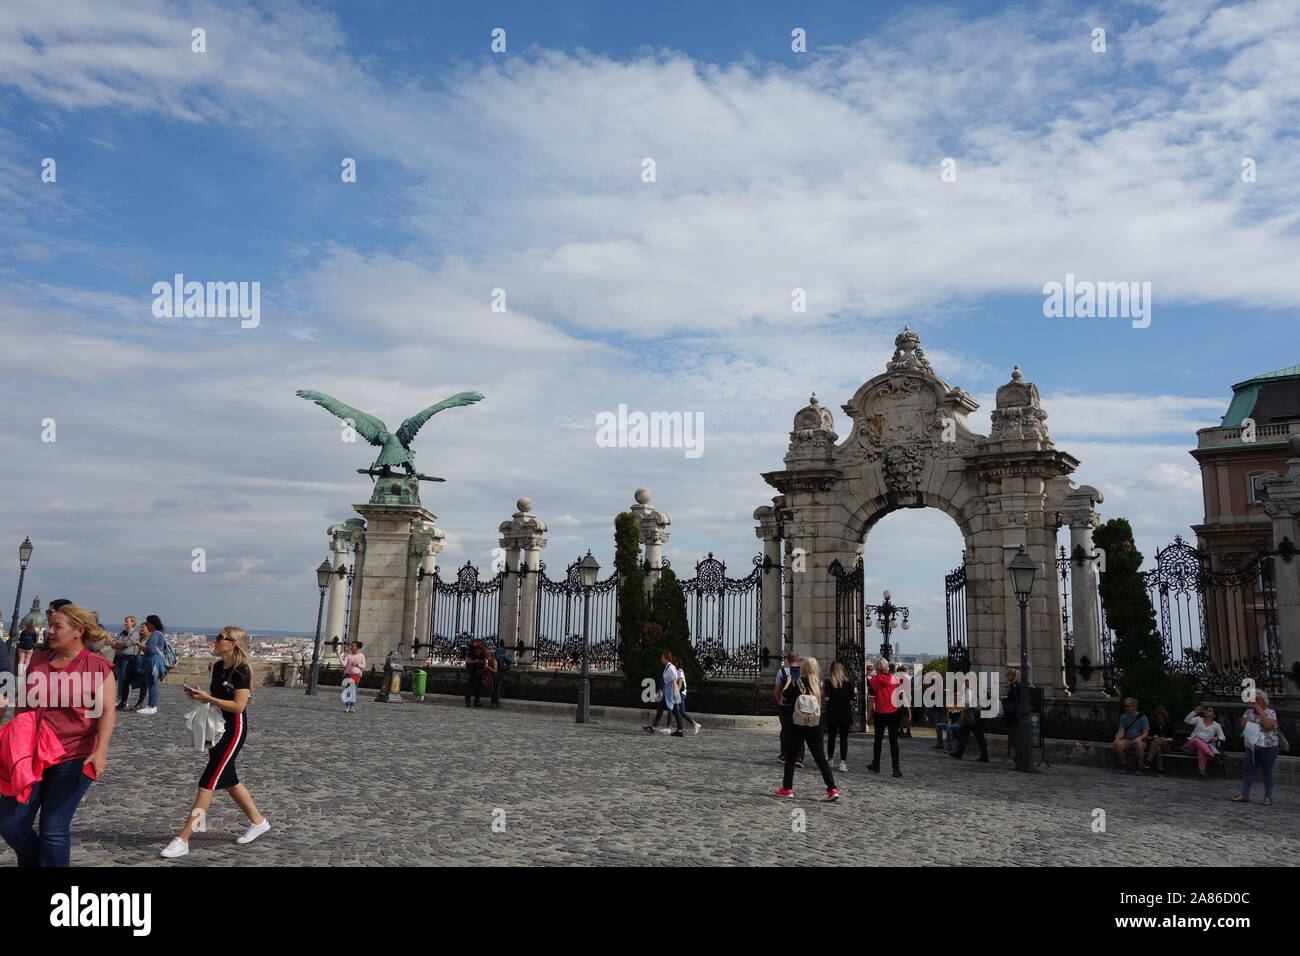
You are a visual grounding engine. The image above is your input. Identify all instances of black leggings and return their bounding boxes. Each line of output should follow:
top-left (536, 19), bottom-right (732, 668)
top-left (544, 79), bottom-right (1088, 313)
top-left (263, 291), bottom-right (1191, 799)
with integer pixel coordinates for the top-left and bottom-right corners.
top-left (782, 724), bottom-right (837, 791)
top-left (872, 710), bottom-right (902, 770)
top-left (826, 721), bottom-right (850, 760)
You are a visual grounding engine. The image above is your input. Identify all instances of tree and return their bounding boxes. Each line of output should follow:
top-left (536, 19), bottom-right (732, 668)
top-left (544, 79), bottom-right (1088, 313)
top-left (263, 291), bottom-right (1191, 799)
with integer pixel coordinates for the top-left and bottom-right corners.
top-left (649, 567), bottom-right (703, 689)
top-left (1094, 518), bottom-right (1195, 717)
top-left (614, 512), bottom-right (653, 687)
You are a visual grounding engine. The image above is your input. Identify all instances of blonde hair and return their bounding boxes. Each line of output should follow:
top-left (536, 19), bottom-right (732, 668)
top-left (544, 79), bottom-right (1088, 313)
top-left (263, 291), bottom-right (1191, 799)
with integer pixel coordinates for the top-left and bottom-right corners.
top-left (50, 605), bottom-right (110, 651)
top-left (874, 657), bottom-right (890, 674)
top-left (218, 626), bottom-right (252, 675)
top-left (828, 660), bottom-right (847, 689)
top-left (801, 657), bottom-right (824, 703)
top-left (1007, 668), bottom-right (1019, 683)
top-left (1253, 690), bottom-right (1270, 707)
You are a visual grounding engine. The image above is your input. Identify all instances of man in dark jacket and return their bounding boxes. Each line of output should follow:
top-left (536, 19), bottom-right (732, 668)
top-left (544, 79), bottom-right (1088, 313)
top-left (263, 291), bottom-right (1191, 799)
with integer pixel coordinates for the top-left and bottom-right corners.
top-left (465, 638), bottom-right (486, 708)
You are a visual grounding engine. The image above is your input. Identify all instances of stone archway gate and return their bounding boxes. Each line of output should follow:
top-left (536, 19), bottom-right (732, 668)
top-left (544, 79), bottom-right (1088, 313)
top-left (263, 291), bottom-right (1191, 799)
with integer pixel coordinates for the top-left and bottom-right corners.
top-left (755, 328), bottom-right (1109, 704)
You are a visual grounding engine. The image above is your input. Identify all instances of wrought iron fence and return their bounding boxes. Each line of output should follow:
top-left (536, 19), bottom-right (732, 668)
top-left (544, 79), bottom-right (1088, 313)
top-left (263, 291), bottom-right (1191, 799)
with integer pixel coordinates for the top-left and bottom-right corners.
top-left (423, 561), bottom-right (505, 664)
top-left (829, 556), bottom-right (867, 732)
top-left (534, 558), bottom-right (620, 671)
top-left (677, 553), bottom-right (762, 679)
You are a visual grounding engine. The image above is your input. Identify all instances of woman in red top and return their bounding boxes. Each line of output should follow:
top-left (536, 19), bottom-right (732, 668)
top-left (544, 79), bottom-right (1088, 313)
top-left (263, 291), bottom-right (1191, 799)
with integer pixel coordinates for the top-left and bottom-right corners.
top-left (0, 605), bottom-right (116, 866)
top-left (866, 656), bottom-right (909, 778)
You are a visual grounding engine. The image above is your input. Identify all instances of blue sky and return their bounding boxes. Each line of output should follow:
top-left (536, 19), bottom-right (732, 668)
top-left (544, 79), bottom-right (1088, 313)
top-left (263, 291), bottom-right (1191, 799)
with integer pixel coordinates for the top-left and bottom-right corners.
top-left (2, 0), bottom-right (1298, 649)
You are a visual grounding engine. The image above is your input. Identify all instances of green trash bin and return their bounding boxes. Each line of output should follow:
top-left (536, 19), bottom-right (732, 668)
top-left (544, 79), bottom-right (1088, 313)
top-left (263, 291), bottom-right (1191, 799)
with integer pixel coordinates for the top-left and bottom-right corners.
top-left (409, 669), bottom-right (427, 697)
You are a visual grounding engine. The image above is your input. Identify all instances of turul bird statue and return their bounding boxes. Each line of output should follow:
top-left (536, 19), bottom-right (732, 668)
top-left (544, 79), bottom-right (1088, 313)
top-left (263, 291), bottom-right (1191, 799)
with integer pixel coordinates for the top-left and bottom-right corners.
top-left (296, 389), bottom-right (485, 483)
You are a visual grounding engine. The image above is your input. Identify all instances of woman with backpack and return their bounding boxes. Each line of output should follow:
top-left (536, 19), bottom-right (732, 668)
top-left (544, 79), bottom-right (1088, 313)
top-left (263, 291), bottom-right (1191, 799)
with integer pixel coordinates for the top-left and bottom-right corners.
top-left (161, 626), bottom-right (270, 858)
top-left (132, 616), bottom-right (167, 715)
top-left (824, 660), bottom-right (854, 772)
top-left (775, 657), bottom-right (839, 801)
top-left (867, 656), bottom-right (908, 778)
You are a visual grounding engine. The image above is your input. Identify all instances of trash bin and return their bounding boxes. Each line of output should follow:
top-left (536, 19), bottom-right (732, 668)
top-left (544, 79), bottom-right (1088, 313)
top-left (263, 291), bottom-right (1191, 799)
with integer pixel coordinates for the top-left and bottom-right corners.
top-left (409, 669), bottom-right (427, 698)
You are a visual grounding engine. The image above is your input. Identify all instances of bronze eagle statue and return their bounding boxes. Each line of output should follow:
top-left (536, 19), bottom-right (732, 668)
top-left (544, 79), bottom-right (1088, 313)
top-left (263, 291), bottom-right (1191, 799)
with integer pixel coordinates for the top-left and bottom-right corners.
top-left (296, 389), bottom-right (485, 482)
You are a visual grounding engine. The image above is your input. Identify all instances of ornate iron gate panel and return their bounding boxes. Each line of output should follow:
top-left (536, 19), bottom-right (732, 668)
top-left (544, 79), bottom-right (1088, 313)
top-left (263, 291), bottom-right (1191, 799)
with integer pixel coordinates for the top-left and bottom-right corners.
top-left (535, 559), bottom-right (620, 671)
top-left (342, 565), bottom-right (355, 642)
top-left (1143, 537), bottom-right (1282, 696)
top-left (677, 554), bottom-right (762, 679)
top-left (829, 556), bottom-right (866, 731)
top-left (425, 561), bottom-right (504, 664)
top-left (945, 551), bottom-right (968, 673)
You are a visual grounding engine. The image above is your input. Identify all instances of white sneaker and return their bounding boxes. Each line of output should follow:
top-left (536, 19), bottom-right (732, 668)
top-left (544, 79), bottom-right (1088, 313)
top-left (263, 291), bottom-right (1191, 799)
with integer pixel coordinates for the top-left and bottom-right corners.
top-left (136, 707), bottom-right (158, 715)
top-left (839, 761), bottom-right (848, 772)
top-left (236, 819), bottom-right (271, 845)
top-left (656, 728), bottom-right (671, 734)
top-left (693, 723), bottom-right (702, 735)
top-left (160, 837), bottom-right (189, 859)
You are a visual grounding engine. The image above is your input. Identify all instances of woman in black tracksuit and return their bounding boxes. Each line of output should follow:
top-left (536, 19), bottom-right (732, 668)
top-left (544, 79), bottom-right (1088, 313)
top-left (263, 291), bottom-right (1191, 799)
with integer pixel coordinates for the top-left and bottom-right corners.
top-left (823, 660), bottom-right (855, 772)
top-left (159, 626), bottom-right (270, 859)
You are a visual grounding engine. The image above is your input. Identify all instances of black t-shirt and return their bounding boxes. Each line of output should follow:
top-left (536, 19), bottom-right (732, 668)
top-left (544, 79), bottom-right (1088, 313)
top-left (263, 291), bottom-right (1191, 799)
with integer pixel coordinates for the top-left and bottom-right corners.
top-left (1151, 720), bottom-right (1177, 740)
top-left (210, 661), bottom-right (252, 719)
top-left (823, 678), bottom-right (855, 722)
top-left (465, 645), bottom-right (485, 673)
top-left (777, 666), bottom-right (803, 708)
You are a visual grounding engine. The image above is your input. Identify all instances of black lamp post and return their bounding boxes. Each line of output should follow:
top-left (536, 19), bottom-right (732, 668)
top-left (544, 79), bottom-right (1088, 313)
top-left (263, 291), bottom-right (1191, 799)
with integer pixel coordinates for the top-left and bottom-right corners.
top-left (1008, 545), bottom-right (1039, 773)
top-left (576, 551), bottom-right (599, 723)
top-left (306, 560), bottom-right (333, 696)
top-left (8, 537), bottom-right (33, 653)
top-left (865, 590), bottom-right (910, 661)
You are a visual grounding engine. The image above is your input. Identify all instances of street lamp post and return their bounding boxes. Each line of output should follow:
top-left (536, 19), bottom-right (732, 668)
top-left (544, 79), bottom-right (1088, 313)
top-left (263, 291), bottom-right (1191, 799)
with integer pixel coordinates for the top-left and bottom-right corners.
top-left (576, 551), bottom-right (599, 723)
top-left (306, 560), bottom-right (333, 696)
top-left (8, 537), bottom-right (33, 653)
top-left (1008, 545), bottom-right (1039, 773)
top-left (865, 590), bottom-right (910, 661)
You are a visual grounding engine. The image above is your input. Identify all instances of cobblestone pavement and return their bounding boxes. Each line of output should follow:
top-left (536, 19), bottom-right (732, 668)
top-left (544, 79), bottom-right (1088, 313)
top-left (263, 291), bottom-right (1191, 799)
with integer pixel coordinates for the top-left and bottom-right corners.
top-left (49, 688), bottom-right (1299, 866)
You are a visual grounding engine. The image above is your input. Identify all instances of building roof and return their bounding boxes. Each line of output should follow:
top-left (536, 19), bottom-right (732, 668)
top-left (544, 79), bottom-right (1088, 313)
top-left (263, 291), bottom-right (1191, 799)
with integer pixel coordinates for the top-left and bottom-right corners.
top-left (1221, 364), bottom-right (1300, 427)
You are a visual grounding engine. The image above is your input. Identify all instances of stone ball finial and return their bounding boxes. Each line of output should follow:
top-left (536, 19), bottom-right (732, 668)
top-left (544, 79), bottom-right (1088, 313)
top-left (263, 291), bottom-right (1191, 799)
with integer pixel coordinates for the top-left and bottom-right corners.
top-left (809, 392), bottom-right (819, 405)
top-left (1289, 433), bottom-right (1300, 458)
top-left (517, 497), bottom-right (532, 513)
top-left (1012, 366), bottom-right (1024, 381)
top-left (634, 487), bottom-right (652, 504)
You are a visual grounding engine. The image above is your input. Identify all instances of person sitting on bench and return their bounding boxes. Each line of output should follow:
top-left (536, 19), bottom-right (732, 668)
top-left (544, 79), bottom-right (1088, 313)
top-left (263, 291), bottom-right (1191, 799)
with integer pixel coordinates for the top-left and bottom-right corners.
top-left (1183, 705), bottom-right (1226, 779)
top-left (1143, 705), bottom-right (1178, 775)
top-left (1112, 698), bottom-right (1150, 773)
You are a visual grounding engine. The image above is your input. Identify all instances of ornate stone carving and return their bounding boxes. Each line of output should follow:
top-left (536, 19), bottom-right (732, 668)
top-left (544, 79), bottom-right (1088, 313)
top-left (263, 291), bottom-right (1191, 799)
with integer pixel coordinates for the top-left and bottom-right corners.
top-left (328, 517), bottom-right (365, 552)
top-left (785, 393), bottom-right (839, 466)
top-left (882, 443), bottom-right (924, 495)
top-left (630, 487), bottom-right (672, 547)
top-left (498, 497), bottom-right (548, 552)
top-left (989, 366), bottom-right (1052, 443)
top-left (886, 326), bottom-right (934, 374)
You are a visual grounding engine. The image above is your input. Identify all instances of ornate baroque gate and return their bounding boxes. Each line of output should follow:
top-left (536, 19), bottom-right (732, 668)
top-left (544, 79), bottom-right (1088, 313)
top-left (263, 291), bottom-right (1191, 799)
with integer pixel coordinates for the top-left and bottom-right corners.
top-left (945, 552), bottom-right (968, 673)
top-left (534, 558), bottom-right (620, 671)
top-left (829, 557), bottom-right (867, 731)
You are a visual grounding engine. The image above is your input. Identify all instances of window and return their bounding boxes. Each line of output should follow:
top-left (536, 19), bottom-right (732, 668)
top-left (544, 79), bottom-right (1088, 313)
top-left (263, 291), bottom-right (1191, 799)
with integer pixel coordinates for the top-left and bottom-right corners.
top-left (1248, 472), bottom-right (1269, 504)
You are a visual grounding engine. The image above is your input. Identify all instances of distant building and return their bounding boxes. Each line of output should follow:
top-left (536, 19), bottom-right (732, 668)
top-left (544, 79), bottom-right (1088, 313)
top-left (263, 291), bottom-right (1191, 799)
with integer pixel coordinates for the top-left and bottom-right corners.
top-left (1190, 364), bottom-right (1299, 666)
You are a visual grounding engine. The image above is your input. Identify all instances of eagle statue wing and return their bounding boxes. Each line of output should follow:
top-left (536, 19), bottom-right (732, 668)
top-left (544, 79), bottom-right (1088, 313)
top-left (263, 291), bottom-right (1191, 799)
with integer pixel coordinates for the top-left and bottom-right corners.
top-left (396, 391), bottom-right (485, 446)
top-left (296, 390), bottom-right (389, 445)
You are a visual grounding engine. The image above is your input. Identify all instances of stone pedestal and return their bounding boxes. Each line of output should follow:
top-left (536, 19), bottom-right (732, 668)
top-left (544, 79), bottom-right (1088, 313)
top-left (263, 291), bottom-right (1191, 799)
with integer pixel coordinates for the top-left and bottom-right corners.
top-left (348, 501), bottom-right (440, 669)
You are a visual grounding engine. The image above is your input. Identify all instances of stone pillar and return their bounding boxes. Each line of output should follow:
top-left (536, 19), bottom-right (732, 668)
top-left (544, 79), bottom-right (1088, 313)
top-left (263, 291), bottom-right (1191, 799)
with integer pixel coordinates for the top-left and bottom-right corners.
top-left (754, 504), bottom-right (783, 680)
top-left (630, 488), bottom-right (671, 597)
top-left (412, 525), bottom-right (446, 656)
top-left (1262, 436), bottom-right (1300, 690)
top-left (500, 498), bottom-right (547, 667)
top-left (324, 518), bottom-right (363, 650)
top-left (349, 500), bottom-right (439, 668)
top-left (1063, 485), bottom-right (1107, 699)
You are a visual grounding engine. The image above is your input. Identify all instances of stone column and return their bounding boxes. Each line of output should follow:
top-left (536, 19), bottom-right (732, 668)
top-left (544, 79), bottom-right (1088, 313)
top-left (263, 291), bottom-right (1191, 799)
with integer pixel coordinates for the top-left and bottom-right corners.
top-left (324, 518), bottom-right (363, 650)
top-left (754, 504), bottom-right (783, 680)
top-left (1262, 436), bottom-right (1300, 689)
top-left (500, 498), bottom-right (547, 667)
top-left (412, 524), bottom-right (446, 656)
top-left (1063, 485), bottom-right (1107, 698)
top-left (630, 488), bottom-right (671, 597)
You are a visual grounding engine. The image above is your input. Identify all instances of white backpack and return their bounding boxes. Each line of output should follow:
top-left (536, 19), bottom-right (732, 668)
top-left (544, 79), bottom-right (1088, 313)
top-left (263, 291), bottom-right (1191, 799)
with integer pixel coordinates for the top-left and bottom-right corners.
top-left (792, 679), bottom-right (821, 727)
